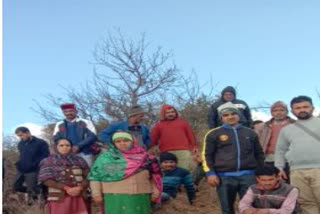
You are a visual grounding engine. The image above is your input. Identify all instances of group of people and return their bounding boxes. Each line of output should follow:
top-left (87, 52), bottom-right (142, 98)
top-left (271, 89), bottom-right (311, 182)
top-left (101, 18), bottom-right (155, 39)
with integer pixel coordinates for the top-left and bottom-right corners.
top-left (11, 85), bottom-right (320, 214)
top-left (203, 89), bottom-right (320, 214)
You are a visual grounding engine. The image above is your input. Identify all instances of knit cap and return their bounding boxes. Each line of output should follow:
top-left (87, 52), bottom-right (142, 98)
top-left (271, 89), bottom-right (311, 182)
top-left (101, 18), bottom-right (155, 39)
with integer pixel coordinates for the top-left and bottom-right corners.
top-left (112, 132), bottom-right (133, 142)
top-left (218, 102), bottom-right (240, 117)
top-left (159, 152), bottom-right (178, 163)
top-left (221, 86), bottom-right (236, 96)
top-left (60, 103), bottom-right (76, 110)
top-left (128, 105), bottom-right (144, 117)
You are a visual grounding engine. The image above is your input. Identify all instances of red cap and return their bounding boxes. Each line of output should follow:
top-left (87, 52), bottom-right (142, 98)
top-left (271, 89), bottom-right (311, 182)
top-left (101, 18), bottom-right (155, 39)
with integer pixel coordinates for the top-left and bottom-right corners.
top-left (60, 103), bottom-right (76, 110)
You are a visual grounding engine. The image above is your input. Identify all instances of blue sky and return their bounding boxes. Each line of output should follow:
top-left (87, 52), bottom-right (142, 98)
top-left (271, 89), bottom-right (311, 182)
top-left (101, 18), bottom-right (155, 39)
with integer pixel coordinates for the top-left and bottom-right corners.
top-left (3, 0), bottom-right (320, 134)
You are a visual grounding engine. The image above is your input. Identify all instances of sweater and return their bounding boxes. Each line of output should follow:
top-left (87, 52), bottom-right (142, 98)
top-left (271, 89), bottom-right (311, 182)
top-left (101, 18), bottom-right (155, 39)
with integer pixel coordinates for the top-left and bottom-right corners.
top-left (150, 105), bottom-right (196, 152)
top-left (275, 117), bottom-right (320, 170)
top-left (239, 182), bottom-right (298, 214)
top-left (162, 167), bottom-right (196, 203)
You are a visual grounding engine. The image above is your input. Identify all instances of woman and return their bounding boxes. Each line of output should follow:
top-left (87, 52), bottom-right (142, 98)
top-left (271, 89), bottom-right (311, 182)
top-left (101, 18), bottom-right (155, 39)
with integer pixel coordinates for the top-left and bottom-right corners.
top-left (88, 131), bottom-right (162, 214)
top-left (38, 138), bottom-right (89, 214)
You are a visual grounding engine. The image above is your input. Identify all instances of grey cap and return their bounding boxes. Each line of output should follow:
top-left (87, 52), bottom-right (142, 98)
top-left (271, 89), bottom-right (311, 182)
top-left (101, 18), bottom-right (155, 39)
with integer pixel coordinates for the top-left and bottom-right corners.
top-left (218, 102), bottom-right (240, 117)
top-left (128, 105), bottom-right (144, 117)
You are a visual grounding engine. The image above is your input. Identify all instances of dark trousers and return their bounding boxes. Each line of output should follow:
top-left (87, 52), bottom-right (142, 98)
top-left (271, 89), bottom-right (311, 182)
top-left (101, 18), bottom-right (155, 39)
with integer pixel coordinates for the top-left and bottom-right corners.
top-left (13, 171), bottom-right (39, 200)
top-left (192, 163), bottom-right (205, 186)
top-left (216, 174), bottom-right (256, 214)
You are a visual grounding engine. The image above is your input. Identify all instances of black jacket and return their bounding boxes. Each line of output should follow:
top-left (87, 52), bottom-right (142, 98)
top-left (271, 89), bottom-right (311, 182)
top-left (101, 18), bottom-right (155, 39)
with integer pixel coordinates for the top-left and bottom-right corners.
top-left (207, 86), bottom-right (253, 129)
top-left (203, 124), bottom-right (264, 174)
top-left (15, 136), bottom-right (49, 173)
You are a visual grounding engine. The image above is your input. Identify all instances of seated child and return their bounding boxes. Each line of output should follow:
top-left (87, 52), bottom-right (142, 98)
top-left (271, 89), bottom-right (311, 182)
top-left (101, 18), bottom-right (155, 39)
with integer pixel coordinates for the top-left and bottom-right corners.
top-left (239, 165), bottom-right (299, 214)
top-left (160, 152), bottom-right (196, 204)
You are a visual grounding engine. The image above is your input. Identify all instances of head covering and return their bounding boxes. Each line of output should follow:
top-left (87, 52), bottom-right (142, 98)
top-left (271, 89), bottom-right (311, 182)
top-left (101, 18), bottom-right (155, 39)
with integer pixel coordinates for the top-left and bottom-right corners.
top-left (112, 132), bottom-right (133, 142)
top-left (128, 105), bottom-right (144, 117)
top-left (221, 86), bottom-right (236, 97)
top-left (159, 104), bottom-right (178, 120)
top-left (159, 152), bottom-right (178, 163)
top-left (271, 101), bottom-right (288, 112)
top-left (218, 102), bottom-right (240, 117)
top-left (60, 103), bottom-right (76, 110)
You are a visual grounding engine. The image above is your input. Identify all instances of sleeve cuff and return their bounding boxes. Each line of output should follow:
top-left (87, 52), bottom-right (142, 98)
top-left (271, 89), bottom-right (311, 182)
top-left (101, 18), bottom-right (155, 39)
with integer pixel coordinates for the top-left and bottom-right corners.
top-left (205, 171), bottom-right (217, 176)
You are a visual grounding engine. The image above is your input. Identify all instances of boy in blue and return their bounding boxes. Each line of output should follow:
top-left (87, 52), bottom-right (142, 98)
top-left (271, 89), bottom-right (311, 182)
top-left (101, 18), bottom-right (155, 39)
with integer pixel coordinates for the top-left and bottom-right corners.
top-left (160, 152), bottom-right (196, 204)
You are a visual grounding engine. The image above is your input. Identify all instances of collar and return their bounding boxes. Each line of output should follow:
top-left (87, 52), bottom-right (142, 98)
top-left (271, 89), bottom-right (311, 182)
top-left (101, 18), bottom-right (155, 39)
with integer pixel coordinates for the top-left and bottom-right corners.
top-left (64, 117), bottom-right (79, 123)
top-left (222, 124), bottom-right (242, 129)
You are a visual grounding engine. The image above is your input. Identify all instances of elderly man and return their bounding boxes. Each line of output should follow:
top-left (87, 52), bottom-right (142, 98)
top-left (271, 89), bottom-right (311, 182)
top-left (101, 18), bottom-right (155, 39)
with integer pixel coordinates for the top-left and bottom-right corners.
top-left (255, 101), bottom-right (295, 182)
top-left (99, 105), bottom-right (151, 149)
top-left (203, 102), bottom-right (264, 214)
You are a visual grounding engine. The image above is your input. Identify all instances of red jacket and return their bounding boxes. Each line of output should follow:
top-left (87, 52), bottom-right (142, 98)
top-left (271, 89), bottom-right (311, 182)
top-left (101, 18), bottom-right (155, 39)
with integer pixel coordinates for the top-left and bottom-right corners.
top-left (150, 105), bottom-right (197, 152)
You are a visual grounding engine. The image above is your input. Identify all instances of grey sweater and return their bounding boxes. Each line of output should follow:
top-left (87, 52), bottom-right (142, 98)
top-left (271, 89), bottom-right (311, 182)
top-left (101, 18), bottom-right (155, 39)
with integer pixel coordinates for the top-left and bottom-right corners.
top-left (275, 117), bottom-right (320, 170)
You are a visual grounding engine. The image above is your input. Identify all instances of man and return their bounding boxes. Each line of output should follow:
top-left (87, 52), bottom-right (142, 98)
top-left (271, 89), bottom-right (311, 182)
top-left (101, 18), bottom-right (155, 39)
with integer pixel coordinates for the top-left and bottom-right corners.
top-left (150, 104), bottom-right (197, 170)
top-left (275, 95), bottom-right (320, 214)
top-left (239, 164), bottom-right (299, 214)
top-left (255, 101), bottom-right (295, 182)
top-left (54, 103), bottom-right (97, 166)
top-left (99, 105), bottom-right (150, 149)
top-left (13, 127), bottom-right (49, 205)
top-left (208, 86), bottom-right (252, 129)
top-left (202, 102), bottom-right (264, 214)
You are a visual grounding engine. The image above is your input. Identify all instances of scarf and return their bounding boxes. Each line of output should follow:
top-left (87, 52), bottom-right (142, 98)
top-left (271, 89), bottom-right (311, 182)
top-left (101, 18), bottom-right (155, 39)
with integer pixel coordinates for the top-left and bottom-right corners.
top-left (38, 153), bottom-right (88, 183)
top-left (87, 143), bottom-right (162, 201)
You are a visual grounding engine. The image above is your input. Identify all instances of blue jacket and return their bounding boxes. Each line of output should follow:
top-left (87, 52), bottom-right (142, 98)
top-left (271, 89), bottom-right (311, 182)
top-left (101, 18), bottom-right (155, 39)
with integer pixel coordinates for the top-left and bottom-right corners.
top-left (53, 118), bottom-right (97, 154)
top-left (99, 120), bottom-right (151, 147)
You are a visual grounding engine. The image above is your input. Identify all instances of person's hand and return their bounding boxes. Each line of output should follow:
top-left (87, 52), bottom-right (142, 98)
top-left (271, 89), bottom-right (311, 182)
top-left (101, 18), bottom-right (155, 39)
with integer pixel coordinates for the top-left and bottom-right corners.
top-left (66, 186), bottom-right (82, 196)
top-left (93, 195), bottom-right (103, 204)
top-left (279, 169), bottom-right (288, 180)
top-left (151, 196), bottom-right (158, 203)
top-left (148, 146), bottom-right (159, 156)
top-left (72, 146), bottom-right (79, 153)
top-left (207, 175), bottom-right (219, 187)
top-left (243, 208), bottom-right (257, 214)
top-left (192, 147), bottom-right (199, 155)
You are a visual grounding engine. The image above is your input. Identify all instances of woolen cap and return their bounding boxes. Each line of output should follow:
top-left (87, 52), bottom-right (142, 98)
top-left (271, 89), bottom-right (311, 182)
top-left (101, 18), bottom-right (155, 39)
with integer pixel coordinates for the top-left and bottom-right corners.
top-left (60, 103), bottom-right (76, 110)
top-left (128, 105), bottom-right (144, 117)
top-left (218, 102), bottom-right (240, 117)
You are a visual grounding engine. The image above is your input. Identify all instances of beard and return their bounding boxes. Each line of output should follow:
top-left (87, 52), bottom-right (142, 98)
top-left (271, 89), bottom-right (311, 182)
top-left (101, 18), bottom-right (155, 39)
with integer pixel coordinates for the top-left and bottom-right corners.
top-left (296, 112), bottom-right (312, 120)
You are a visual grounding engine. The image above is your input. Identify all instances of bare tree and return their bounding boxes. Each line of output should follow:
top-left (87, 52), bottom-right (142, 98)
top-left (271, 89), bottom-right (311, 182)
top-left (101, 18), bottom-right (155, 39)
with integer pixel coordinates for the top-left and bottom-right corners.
top-left (34, 31), bottom-right (179, 126)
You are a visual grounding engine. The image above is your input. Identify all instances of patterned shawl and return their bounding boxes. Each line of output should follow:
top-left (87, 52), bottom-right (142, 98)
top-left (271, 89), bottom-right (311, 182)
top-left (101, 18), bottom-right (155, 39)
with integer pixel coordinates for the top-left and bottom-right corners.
top-left (38, 153), bottom-right (88, 183)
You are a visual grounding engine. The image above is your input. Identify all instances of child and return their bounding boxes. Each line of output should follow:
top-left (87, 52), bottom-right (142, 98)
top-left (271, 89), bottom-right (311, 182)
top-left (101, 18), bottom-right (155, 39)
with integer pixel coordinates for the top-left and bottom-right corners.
top-left (239, 165), bottom-right (299, 214)
top-left (160, 152), bottom-right (196, 204)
